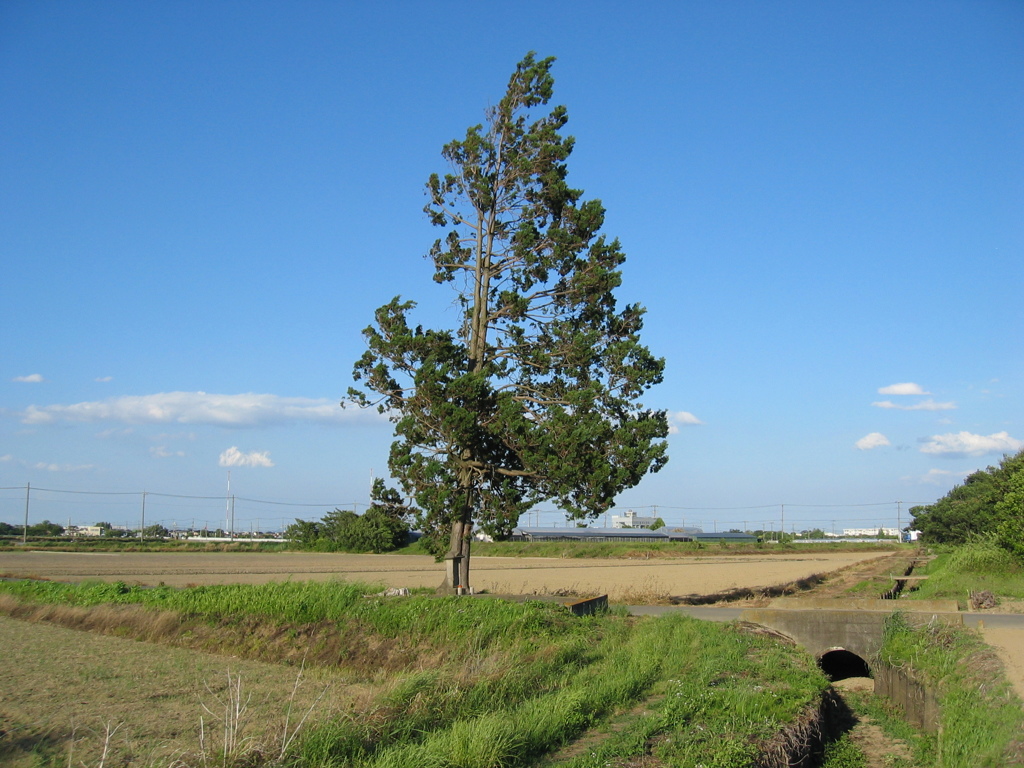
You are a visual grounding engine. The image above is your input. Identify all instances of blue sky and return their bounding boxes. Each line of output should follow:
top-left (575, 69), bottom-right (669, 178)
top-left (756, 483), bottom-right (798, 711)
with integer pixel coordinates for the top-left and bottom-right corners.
top-left (2, 1), bottom-right (1021, 533)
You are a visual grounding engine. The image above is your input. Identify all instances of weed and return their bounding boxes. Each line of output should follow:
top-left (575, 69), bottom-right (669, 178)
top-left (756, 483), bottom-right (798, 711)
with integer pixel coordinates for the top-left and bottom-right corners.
top-left (819, 733), bottom-right (866, 767)
top-left (879, 612), bottom-right (1024, 767)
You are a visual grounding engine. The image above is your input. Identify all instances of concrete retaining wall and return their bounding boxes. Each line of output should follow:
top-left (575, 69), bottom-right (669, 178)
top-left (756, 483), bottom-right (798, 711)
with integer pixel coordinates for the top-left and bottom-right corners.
top-left (874, 660), bottom-right (941, 732)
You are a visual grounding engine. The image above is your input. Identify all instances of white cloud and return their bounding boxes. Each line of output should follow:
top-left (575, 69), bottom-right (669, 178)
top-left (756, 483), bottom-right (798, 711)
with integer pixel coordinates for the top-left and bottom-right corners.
top-left (20, 391), bottom-right (380, 427)
top-left (878, 382), bottom-right (930, 396)
top-left (95, 376), bottom-right (113, 383)
top-left (150, 446), bottom-right (185, 458)
top-left (916, 468), bottom-right (968, 485)
top-left (32, 462), bottom-right (95, 472)
top-left (855, 432), bottom-right (890, 450)
top-left (13, 374), bottom-right (44, 383)
top-left (0, 454), bottom-right (12, 462)
top-left (219, 446), bottom-right (274, 468)
top-left (919, 431), bottom-right (1023, 457)
top-left (872, 399), bottom-right (955, 411)
top-left (667, 411), bottom-right (703, 434)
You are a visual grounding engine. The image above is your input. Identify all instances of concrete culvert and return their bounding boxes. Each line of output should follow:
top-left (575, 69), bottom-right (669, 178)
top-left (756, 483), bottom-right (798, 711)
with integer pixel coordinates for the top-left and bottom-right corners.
top-left (818, 648), bottom-right (871, 682)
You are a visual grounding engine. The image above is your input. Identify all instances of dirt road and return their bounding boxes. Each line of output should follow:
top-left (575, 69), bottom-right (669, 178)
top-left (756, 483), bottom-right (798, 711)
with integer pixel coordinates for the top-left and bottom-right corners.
top-left (0, 549), bottom-right (887, 600)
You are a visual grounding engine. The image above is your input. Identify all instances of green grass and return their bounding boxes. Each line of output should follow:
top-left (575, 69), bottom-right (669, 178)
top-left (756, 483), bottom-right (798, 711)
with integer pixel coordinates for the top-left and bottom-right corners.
top-left (839, 688), bottom-right (933, 767)
top-left (908, 539), bottom-right (1024, 604)
top-left (819, 734), bottom-right (867, 768)
top-left (0, 578), bottom-right (830, 767)
top-left (879, 611), bottom-right (1024, 767)
top-left (298, 613), bottom-right (828, 768)
top-left (0, 579), bottom-right (587, 653)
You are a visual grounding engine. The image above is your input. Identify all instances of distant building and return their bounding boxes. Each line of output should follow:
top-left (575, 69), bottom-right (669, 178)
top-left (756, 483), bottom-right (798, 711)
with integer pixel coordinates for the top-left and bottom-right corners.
top-left (610, 510), bottom-right (659, 529)
top-left (842, 527), bottom-right (900, 537)
top-left (510, 527), bottom-right (756, 544)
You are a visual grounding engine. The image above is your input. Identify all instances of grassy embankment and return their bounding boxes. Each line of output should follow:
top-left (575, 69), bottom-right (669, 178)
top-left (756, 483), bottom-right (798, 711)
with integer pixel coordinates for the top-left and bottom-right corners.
top-left (841, 539), bottom-right (1024, 767)
top-left (0, 578), bottom-right (831, 767)
top-left (906, 539), bottom-right (1024, 606)
top-left (875, 611), bottom-right (1024, 767)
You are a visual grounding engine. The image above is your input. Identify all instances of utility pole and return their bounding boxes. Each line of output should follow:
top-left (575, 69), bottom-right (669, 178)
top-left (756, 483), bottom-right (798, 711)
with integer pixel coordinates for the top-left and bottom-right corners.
top-left (896, 500), bottom-right (902, 543)
top-left (225, 471), bottom-right (231, 533)
top-left (781, 504), bottom-right (785, 542)
top-left (23, 482), bottom-right (30, 544)
top-left (140, 491), bottom-right (147, 540)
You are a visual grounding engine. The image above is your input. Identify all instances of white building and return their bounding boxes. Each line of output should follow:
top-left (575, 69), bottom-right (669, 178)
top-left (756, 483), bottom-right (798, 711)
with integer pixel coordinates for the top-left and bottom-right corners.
top-left (842, 527), bottom-right (900, 537)
top-left (610, 510), bottom-right (659, 529)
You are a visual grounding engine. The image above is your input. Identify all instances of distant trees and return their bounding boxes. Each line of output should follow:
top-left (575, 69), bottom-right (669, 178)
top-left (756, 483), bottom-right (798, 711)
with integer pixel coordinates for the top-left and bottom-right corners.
top-left (910, 449), bottom-right (1024, 558)
top-left (0, 520), bottom-right (64, 537)
top-left (286, 479), bottom-right (411, 554)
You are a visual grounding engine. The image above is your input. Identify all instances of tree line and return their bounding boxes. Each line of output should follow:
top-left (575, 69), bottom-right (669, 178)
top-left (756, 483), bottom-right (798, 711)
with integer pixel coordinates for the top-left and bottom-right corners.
top-left (285, 479), bottom-right (411, 554)
top-left (910, 448), bottom-right (1024, 558)
top-left (0, 521), bottom-right (172, 538)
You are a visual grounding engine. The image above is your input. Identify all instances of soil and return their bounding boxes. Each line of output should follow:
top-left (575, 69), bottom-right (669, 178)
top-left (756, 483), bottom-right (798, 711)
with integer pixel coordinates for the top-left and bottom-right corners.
top-left (979, 626), bottom-right (1024, 701)
top-left (0, 549), bottom-right (887, 602)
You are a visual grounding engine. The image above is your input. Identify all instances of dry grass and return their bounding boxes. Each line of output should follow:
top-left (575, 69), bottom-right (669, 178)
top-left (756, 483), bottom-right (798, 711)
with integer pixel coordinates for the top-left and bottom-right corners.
top-left (0, 594), bottom-right (444, 679)
top-left (0, 615), bottom-right (348, 768)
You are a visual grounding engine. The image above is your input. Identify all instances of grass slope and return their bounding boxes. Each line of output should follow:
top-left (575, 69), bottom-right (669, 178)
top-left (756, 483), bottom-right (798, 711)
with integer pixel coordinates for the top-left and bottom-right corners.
top-left (0, 579), bottom-right (829, 767)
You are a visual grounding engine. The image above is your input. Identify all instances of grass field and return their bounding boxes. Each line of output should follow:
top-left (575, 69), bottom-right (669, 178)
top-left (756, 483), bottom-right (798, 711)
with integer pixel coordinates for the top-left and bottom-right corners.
top-left (3, 543), bottom-right (1023, 767)
top-left (0, 579), bottom-right (831, 768)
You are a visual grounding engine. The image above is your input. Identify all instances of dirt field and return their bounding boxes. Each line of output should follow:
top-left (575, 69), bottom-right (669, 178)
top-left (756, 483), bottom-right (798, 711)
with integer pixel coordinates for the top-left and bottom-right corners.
top-left (0, 549), bottom-right (889, 601)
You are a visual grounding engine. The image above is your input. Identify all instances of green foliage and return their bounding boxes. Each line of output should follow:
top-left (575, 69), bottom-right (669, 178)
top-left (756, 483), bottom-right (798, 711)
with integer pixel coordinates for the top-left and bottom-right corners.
top-left (0, 520), bottom-right (67, 536)
top-left (907, 538), bottom-right (1024, 603)
top-left (25, 519), bottom-right (64, 536)
top-left (649, 517), bottom-right (665, 530)
top-left (298, 614), bottom-right (824, 768)
top-left (879, 612), bottom-right (1024, 767)
top-left (819, 733), bottom-right (866, 768)
top-left (284, 518), bottom-right (321, 546)
top-left (910, 449), bottom-right (1024, 558)
top-left (286, 480), bottom-right (411, 553)
top-left (946, 537), bottom-right (1018, 573)
top-left (348, 53), bottom-right (668, 586)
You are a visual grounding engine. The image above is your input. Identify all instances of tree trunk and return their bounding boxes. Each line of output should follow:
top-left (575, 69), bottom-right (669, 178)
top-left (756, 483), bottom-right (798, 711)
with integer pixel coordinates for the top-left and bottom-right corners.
top-left (442, 514), bottom-right (473, 593)
top-left (442, 477), bottom-right (474, 594)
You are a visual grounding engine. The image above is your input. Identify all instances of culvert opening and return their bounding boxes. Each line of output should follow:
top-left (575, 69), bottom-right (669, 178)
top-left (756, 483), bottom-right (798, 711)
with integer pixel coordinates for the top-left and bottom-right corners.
top-left (818, 649), bottom-right (871, 682)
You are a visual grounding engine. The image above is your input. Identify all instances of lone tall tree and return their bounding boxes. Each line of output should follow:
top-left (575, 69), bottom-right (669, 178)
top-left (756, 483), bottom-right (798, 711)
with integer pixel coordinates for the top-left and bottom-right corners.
top-left (349, 54), bottom-right (668, 592)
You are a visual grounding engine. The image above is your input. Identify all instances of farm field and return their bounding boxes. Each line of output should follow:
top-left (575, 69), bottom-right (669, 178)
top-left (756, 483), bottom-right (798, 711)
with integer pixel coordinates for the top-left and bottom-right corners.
top-left (0, 549), bottom-right (889, 601)
top-left (0, 585), bottom-right (832, 768)
top-left (0, 615), bottom-right (351, 768)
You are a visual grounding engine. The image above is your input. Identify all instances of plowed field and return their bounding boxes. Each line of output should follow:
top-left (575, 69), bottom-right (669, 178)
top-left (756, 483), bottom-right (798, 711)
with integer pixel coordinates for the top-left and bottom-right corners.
top-left (0, 549), bottom-right (890, 601)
